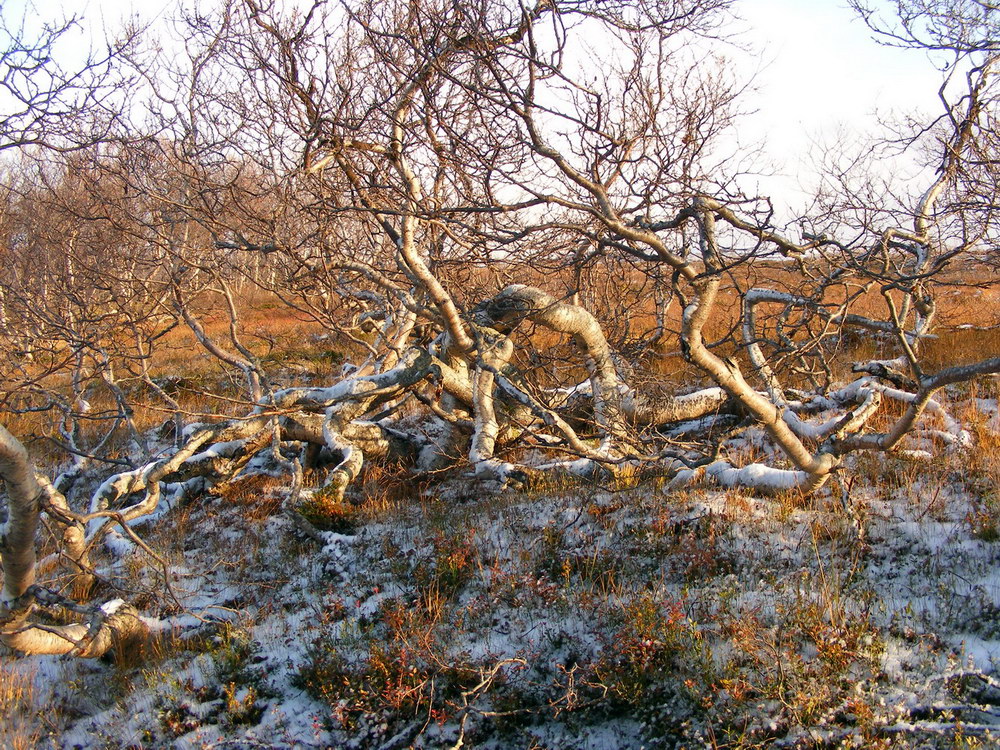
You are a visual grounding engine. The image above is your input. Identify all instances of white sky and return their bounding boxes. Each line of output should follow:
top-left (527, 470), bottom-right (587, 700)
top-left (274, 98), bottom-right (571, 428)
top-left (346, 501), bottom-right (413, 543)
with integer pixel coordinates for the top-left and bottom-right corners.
top-left (3, 0), bottom-right (947, 210)
top-left (736, 0), bottom-right (944, 209)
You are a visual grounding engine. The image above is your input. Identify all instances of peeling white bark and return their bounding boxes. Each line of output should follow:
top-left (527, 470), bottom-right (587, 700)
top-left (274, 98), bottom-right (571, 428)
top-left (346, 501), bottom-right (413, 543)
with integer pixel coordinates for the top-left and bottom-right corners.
top-left (486, 285), bottom-right (627, 442)
top-left (0, 424), bottom-right (40, 605)
top-left (679, 203), bottom-right (841, 489)
top-left (704, 460), bottom-right (831, 494)
top-left (1, 602), bottom-right (147, 657)
top-left (0, 424), bottom-right (147, 657)
top-left (469, 333), bottom-right (525, 482)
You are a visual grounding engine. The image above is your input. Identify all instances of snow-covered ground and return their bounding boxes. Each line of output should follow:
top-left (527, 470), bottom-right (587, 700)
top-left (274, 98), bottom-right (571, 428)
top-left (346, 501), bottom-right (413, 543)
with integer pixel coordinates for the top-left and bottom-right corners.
top-left (5, 398), bottom-right (1000, 749)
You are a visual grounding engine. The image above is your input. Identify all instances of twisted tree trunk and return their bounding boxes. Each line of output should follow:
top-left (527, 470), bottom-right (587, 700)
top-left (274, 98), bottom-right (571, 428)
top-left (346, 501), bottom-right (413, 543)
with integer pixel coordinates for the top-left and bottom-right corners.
top-left (0, 425), bottom-right (147, 657)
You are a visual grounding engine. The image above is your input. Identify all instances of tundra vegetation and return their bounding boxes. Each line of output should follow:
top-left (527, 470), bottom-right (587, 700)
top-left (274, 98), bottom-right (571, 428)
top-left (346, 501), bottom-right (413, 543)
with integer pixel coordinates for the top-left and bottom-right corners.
top-left (2, 0), bottom-right (1000, 746)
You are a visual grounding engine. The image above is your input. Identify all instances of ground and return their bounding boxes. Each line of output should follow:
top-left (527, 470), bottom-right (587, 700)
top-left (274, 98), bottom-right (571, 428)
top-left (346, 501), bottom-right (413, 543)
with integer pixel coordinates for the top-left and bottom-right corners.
top-left (3, 385), bottom-right (1000, 749)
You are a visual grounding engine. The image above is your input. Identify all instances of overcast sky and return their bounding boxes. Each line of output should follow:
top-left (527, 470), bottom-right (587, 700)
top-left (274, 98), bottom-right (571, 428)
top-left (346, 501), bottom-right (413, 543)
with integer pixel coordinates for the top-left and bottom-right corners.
top-left (736, 0), bottom-right (944, 207)
top-left (3, 0), bottom-right (947, 210)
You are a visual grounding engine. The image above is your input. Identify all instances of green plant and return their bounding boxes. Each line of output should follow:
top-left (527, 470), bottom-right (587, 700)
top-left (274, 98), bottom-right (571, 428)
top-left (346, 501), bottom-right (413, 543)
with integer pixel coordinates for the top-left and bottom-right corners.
top-left (966, 490), bottom-right (1000, 542)
top-left (158, 699), bottom-right (201, 738)
top-left (595, 593), bottom-right (713, 709)
top-left (295, 601), bottom-right (479, 736)
top-left (222, 682), bottom-right (263, 726)
top-left (414, 532), bottom-right (479, 600)
top-left (297, 487), bottom-right (361, 533)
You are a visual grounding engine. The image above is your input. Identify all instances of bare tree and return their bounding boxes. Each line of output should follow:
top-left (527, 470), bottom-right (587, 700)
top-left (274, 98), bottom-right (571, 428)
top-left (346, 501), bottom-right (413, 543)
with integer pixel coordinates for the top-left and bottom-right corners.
top-left (0, 7), bottom-right (137, 152)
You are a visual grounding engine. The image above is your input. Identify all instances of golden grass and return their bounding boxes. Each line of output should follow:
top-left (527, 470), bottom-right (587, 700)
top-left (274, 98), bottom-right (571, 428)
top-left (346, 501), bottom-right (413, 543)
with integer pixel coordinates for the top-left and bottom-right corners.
top-left (0, 667), bottom-right (41, 750)
top-left (212, 473), bottom-right (288, 521)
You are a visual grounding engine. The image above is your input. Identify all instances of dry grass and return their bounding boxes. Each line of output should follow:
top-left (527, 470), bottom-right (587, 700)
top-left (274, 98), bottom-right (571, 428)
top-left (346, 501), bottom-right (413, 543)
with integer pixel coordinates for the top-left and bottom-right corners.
top-left (0, 289), bottom-right (339, 453)
top-left (0, 667), bottom-right (42, 750)
top-left (212, 473), bottom-right (288, 521)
